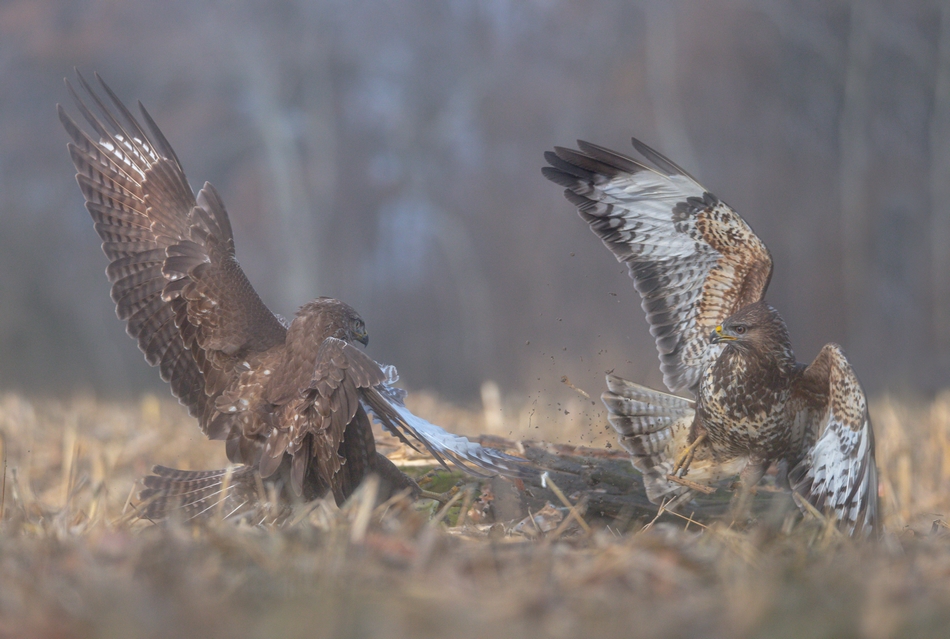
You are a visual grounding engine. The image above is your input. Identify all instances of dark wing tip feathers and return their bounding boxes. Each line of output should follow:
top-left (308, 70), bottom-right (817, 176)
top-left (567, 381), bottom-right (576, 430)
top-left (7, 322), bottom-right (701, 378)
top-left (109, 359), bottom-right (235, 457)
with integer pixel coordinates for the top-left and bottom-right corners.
top-left (543, 149), bottom-right (593, 180)
top-left (550, 145), bottom-right (622, 180)
top-left (542, 137), bottom-right (690, 186)
top-left (630, 137), bottom-right (700, 182)
top-left (55, 103), bottom-right (70, 129)
top-left (195, 182), bottom-right (235, 250)
top-left (62, 73), bottom-right (228, 428)
top-left (576, 140), bottom-right (647, 175)
top-left (63, 71), bottom-right (181, 179)
top-left (137, 99), bottom-right (183, 169)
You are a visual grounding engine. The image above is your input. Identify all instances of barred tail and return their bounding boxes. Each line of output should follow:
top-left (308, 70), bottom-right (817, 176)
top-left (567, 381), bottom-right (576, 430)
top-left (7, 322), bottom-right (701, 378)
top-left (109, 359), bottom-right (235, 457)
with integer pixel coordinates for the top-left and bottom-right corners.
top-left (602, 374), bottom-right (696, 505)
top-left (602, 374), bottom-right (746, 508)
top-left (138, 465), bottom-right (280, 522)
top-left (138, 451), bottom-right (418, 522)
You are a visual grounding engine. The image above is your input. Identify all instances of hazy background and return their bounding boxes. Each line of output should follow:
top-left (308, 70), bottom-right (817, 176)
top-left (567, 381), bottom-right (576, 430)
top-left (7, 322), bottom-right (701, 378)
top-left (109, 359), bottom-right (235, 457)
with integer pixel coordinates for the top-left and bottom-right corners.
top-left (1, 0), bottom-right (948, 407)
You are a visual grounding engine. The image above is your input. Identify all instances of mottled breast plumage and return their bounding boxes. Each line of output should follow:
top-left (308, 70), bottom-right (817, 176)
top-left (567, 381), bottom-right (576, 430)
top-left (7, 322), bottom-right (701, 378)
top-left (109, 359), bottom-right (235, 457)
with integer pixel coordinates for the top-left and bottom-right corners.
top-left (698, 301), bottom-right (799, 458)
top-left (699, 348), bottom-right (793, 458)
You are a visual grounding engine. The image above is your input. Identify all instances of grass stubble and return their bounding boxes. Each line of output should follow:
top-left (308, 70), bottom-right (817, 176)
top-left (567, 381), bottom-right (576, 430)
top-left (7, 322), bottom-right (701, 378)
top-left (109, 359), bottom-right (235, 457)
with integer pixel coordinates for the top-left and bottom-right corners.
top-left (1, 389), bottom-right (950, 639)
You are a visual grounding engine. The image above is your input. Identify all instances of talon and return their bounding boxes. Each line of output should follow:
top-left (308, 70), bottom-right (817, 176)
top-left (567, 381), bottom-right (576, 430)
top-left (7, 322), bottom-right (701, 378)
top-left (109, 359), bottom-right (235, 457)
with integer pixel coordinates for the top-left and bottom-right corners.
top-left (419, 486), bottom-right (459, 504)
top-left (672, 432), bottom-right (707, 477)
top-left (416, 470), bottom-right (439, 490)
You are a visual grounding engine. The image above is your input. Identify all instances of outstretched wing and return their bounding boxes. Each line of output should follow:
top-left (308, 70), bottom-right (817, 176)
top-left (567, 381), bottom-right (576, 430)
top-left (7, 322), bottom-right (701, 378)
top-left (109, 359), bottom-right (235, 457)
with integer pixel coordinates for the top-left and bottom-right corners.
top-left (59, 72), bottom-right (287, 435)
top-left (543, 139), bottom-right (773, 395)
top-left (788, 344), bottom-right (879, 537)
top-left (363, 365), bottom-right (534, 479)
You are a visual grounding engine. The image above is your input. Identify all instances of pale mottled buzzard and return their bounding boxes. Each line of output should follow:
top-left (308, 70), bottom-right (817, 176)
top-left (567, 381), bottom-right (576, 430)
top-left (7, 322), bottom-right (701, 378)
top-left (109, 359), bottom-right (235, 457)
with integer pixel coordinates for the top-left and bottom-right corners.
top-left (543, 139), bottom-right (878, 537)
top-left (60, 72), bottom-right (527, 521)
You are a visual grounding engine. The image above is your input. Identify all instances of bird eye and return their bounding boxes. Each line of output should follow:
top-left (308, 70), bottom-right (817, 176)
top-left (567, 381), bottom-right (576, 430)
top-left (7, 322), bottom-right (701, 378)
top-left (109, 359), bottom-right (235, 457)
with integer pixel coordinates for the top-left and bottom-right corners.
top-left (734, 325), bottom-right (746, 335)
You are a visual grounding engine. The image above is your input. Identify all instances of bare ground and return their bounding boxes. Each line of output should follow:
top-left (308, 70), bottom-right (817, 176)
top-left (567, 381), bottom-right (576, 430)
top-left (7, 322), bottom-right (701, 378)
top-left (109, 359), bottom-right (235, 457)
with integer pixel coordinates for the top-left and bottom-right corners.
top-left (1, 389), bottom-right (950, 639)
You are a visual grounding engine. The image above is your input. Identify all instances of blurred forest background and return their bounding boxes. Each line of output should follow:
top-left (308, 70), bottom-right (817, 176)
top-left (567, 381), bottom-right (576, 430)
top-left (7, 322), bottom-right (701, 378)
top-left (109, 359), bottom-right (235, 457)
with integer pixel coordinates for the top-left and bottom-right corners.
top-left (1, 0), bottom-right (948, 407)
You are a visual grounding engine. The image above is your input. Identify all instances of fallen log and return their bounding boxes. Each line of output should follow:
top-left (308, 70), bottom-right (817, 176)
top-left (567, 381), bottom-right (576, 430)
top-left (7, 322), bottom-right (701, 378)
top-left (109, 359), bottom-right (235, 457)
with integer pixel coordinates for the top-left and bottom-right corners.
top-left (477, 435), bottom-right (797, 530)
top-left (378, 428), bottom-right (795, 530)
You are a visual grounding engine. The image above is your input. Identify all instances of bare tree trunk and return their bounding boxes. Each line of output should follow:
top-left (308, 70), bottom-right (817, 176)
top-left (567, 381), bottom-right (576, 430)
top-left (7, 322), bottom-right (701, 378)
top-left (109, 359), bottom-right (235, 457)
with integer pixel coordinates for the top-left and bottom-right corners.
top-left (300, 3), bottom-right (338, 292)
top-left (644, 1), bottom-right (699, 172)
top-left (230, 14), bottom-right (325, 313)
top-left (839, 1), bottom-right (874, 349)
top-left (430, 207), bottom-right (495, 377)
top-left (930, 5), bottom-right (950, 357)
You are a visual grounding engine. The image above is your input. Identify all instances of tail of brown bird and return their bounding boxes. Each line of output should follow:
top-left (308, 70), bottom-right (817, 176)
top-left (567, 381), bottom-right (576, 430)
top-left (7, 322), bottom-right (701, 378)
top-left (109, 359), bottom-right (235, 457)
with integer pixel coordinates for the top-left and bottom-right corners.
top-left (138, 451), bottom-right (419, 523)
top-left (138, 465), bottom-right (285, 523)
top-left (602, 374), bottom-right (746, 509)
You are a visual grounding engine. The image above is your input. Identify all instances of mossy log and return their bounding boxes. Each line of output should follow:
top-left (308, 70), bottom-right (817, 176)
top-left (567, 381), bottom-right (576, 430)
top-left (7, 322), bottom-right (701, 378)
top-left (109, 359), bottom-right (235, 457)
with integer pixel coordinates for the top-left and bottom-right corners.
top-left (473, 436), bottom-right (796, 530)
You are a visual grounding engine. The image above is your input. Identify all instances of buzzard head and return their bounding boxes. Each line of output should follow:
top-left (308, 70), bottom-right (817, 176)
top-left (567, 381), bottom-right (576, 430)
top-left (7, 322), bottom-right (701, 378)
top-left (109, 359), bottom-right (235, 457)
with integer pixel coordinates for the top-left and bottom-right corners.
top-left (334, 302), bottom-right (369, 346)
top-left (296, 298), bottom-right (369, 346)
top-left (349, 315), bottom-right (369, 346)
top-left (710, 301), bottom-right (792, 361)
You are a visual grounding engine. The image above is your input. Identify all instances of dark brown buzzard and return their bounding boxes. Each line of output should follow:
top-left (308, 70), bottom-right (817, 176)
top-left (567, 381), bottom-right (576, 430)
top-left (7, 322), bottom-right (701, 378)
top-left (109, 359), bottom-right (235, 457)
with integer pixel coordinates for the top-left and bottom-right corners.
top-left (544, 139), bottom-right (878, 537)
top-left (59, 72), bottom-right (527, 521)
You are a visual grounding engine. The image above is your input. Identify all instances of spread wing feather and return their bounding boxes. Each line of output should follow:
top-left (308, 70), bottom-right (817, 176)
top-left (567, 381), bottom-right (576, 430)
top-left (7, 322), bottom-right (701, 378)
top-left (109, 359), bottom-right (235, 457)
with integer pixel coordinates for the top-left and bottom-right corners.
top-left (789, 344), bottom-right (879, 537)
top-left (362, 365), bottom-right (534, 479)
top-left (543, 139), bottom-right (773, 394)
top-left (59, 72), bottom-right (287, 435)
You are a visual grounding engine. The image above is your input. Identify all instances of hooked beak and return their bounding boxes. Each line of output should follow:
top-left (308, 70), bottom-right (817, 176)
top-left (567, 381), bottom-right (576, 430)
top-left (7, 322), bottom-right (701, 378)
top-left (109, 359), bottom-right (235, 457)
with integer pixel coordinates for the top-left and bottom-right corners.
top-left (355, 331), bottom-right (369, 347)
top-left (710, 325), bottom-right (736, 344)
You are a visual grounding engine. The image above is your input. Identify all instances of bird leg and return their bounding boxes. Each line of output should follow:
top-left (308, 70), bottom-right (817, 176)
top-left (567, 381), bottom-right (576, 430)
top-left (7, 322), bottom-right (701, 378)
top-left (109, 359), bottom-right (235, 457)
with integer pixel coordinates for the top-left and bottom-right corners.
top-left (671, 432), bottom-right (707, 478)
top-left (373, 456), bottom-right (460, 505)
top-left (413, 468), bottom-right (463, 504)
top-left (372, 456), bottom-right (459, 504)
top-left (418, 487), bottom-right (460, 505)
top-left (373, 453), bottom-right (423, 502)
top-left (729, 458), bottom-right (767, 526)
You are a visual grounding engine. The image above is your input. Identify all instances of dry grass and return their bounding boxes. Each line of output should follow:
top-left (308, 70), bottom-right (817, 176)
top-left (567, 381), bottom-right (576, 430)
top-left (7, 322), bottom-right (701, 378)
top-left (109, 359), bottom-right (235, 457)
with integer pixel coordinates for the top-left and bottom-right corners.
top-left (2, 389), bottom-right (950, 639)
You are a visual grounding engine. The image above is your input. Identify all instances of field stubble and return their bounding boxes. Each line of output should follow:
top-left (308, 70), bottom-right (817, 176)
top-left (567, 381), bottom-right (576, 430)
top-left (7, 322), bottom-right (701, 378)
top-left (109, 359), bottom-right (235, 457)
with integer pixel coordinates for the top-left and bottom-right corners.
top-left (1, 388), bottom-right (950, 638)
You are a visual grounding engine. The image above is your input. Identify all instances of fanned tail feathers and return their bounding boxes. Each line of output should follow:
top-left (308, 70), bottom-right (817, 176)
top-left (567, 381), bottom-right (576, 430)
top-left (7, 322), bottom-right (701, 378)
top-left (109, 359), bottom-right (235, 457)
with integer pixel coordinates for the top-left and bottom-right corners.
top-left (138, 465), bottom-right (288, 523)
top-left (603, 374), bottom-right (746, 507)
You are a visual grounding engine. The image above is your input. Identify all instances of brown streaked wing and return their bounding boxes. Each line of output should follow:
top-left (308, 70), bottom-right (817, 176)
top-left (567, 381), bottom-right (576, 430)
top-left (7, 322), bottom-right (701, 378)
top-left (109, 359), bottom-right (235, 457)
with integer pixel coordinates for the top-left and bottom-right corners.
top-left (542, 138), bottom-right (773, 395)
top-left (788, 344), bottom-right (879, 538)
top-left (331, 406), bottom-right (378, 505)
top-left (256, 337), bottom-right (385, 497)
top-left (59, 72), bottom-right (287, 435)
